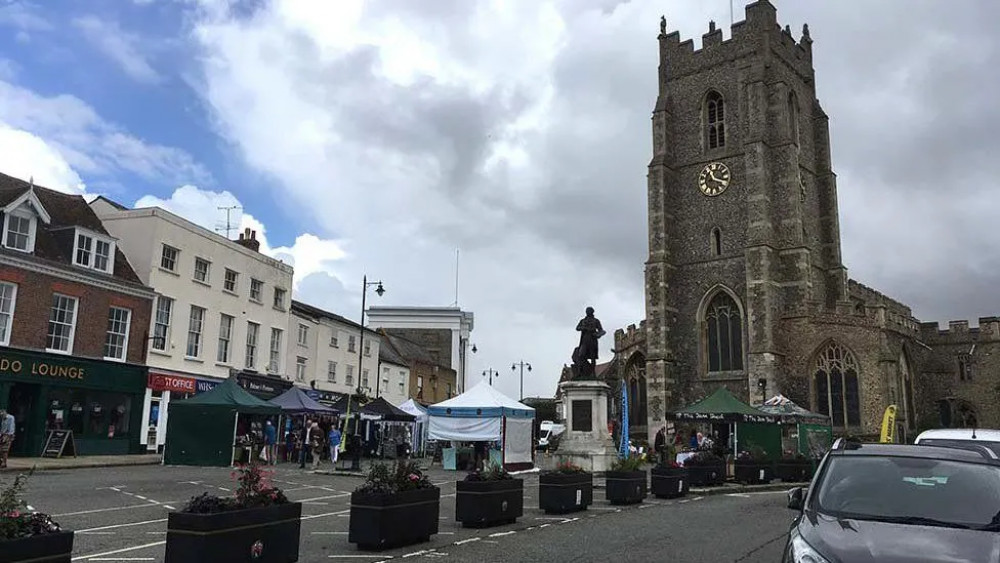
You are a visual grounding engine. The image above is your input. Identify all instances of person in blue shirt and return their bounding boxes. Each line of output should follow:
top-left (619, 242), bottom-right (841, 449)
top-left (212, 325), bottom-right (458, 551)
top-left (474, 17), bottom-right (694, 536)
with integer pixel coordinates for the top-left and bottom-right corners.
top-left (328, 424), bottom-right (342, 467)
top-left (264, 419), bottom-right (277, 465)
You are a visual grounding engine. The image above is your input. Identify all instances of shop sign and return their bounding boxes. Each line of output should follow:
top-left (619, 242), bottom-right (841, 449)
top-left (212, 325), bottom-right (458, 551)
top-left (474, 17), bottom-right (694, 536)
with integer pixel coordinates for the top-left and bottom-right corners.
top-left (0, 356), bottom-right (86, 381)
top-left (241, 380), bottom-right (279, 395)
top-left (196, 379), bottom-right (220, 393)
top-left (148, 373), bottom-right (196, 394)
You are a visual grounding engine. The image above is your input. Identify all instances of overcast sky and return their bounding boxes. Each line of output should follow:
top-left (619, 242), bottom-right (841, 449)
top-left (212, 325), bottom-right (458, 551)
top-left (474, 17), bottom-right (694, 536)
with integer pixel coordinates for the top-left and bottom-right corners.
top-left (1, 0), bottom-right (998, 400)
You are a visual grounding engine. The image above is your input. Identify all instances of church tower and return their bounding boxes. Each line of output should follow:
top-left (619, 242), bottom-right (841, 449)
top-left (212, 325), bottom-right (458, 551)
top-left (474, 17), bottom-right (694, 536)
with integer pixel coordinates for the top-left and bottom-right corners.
top-left (644, 1), bottom-right (849, 432)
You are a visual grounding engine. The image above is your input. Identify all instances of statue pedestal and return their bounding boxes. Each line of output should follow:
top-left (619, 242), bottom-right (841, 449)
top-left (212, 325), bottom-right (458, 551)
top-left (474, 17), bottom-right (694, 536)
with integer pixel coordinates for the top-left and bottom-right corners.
top-left (549, 380), bottom-right (618, 473)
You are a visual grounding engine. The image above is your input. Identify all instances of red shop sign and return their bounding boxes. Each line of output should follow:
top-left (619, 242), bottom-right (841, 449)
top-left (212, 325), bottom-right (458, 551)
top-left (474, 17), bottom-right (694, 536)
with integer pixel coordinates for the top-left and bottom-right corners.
top-left (148, 373), bottom-right (197, 394)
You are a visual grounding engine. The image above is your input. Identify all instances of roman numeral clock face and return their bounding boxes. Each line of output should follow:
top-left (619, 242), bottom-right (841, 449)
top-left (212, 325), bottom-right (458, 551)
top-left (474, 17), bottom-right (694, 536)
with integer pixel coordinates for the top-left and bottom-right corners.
top-left (697, 162), bottom-right (731, 196)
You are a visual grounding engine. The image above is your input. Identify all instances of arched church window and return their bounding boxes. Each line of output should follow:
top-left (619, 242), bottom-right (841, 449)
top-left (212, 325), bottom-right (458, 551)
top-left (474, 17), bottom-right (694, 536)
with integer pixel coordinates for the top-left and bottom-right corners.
top-left (711, 228), bottom-right (722, 256)
top-left (813, 342), bottom-right (860, 427)
top-left (706, 91), bottom-right (725, 149)
top-left (624, 359), bottom-right (648, 429)
top-left (956, 402), bottom-right (978, 429)
top-left (705, 292), bottom-right (743, 372)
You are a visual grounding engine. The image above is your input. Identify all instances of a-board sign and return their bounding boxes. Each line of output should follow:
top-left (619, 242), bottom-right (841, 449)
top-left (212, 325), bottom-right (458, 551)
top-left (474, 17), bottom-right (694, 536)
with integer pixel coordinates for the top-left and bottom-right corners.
top-left (41, 429), bottom-right (77, 458)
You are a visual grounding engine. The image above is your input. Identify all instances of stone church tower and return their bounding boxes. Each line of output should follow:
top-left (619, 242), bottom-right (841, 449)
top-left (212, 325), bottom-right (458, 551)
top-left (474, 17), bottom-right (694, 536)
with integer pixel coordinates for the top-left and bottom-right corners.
top-left (616, 0), bottom-right (1000, 446)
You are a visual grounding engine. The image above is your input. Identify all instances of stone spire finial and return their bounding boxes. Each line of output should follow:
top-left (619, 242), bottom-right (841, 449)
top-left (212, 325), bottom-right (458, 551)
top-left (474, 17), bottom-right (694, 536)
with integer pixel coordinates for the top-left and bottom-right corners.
top-left (802, 23), bottom-right (810, 38)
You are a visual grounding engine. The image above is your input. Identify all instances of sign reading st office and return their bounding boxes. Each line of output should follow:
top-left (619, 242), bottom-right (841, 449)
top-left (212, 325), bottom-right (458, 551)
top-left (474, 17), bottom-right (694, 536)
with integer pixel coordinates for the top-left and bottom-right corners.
top-left (0, 357), bottom-right (86, 380)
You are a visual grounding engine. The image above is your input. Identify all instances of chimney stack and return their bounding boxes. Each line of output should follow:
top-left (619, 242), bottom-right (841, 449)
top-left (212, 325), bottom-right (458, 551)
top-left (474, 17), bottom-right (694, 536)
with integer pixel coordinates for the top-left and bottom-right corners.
top-left (234, 226), bottom-right (260, 252)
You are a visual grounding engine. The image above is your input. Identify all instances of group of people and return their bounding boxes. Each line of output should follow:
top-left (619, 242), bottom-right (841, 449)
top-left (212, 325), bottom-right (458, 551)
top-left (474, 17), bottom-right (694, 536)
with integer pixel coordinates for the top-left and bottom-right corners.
top-left (653, 425), bottom-right (723, 463)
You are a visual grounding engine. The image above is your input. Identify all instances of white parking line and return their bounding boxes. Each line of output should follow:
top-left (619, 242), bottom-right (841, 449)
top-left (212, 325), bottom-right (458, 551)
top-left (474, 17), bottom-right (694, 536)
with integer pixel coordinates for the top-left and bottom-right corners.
top-left (454, 537), bottom-right (480, 546)
top-left (55, 503), bottom-right (177, 518)
top-left (302, 509), bottom-right (351, 520)
top-left (71, 541), bottom-right (167, 561)
top-left (76, 519), bottom-right (167, 533)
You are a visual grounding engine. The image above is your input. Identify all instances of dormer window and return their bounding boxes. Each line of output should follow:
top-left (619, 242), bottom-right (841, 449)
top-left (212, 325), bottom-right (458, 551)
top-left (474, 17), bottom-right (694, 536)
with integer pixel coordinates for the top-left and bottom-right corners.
top-left (73, 228), bottom-right (115, 274)
top-left (2, 189), bottom-right (51, 254)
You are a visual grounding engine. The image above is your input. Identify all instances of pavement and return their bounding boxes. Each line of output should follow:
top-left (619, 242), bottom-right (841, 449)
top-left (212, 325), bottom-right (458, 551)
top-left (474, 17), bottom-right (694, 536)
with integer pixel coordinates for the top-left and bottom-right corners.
top-left (1, 454), bottom-right (162, 472)
top-left (3, 459), bottom-right (800, 562)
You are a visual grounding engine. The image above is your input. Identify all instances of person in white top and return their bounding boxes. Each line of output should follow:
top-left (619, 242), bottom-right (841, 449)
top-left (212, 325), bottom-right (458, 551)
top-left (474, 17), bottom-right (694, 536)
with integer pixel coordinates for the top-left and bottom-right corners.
top-left (0, 408), bottom-right (15, 468)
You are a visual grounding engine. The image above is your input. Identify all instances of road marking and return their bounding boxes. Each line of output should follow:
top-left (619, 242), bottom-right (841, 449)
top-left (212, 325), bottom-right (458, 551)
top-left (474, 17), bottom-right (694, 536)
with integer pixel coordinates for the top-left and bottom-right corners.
top-left (54, 503), bottom-right (178, 518)
top-left (77, 519), bottom-right (168, 533)
top-left (71, 541), bottom-right (167, 561)
top-left (440, 493), bottom-right (456, 498)
top-left (489, 531), bottom-right (516, 537)
top-left (454, 537), bottom-right (480, 545)
top-left (534, 517), bottom-right (567, 521)
top-left (78, 532), bottom-right (117, 535)
top-left (692, 496), bottom-right (704, 501)
top-left (90, 559), bottom-right (156, 561)
top-left (163, 505), bottom-right (176, 510)
top-left (134, 495), bottom-right (148, 501)
top-left (302, 509), bottom-right (351, 520)
top-left (296, 493), bottom-right (350, 503)
top-left (327, 556), bottom-right (390, 559)
top-left (438, 531), bottom-right (455, 535)
top-left (311, 531), bottom-right (348, 535)
top-left (727, 493), bottom-right (751, 498)
top-left (401, 549), bottom-right (435, 558)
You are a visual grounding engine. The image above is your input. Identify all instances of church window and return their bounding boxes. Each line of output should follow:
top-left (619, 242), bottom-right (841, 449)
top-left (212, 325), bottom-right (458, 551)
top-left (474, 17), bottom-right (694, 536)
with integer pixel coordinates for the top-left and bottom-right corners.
top-left (787, 91), bottom-right (799, 144)
top-left (705, 91), bottom-right (725, 149)
top-left (711, 228), bottom-right (722, 256)
top-left (957, 354), bottom-right (972, 381)
top-left (813, 342), bottom-right (860, 428)
top-left (705, 292), bottom-right (743, 372)
top-left (625, 359), bottom-right (648, 429)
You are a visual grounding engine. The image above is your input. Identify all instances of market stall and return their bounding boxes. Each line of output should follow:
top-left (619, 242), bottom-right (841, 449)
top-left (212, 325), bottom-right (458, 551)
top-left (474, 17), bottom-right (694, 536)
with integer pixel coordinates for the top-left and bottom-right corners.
top-left (428, 381), bottom-right (535, 471)
top-left (757, 394), bottom-right (832, 458)
top-left (667, 387), bottom-right (780, 461)
top-left (398, 398), bottom-right (429, 456)
top-left (363, 397), bottom-right (416, 458)
top-left (163, 377), bottom-right (282, 467)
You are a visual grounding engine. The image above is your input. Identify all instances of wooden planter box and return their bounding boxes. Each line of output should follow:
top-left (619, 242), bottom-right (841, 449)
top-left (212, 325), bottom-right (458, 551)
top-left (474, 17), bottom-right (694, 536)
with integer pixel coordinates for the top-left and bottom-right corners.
top-left (165, 502), bottom-right (302, 563)
top-left (734, 462), bottom-right (774, 485)
top-left (650, 467), bottom-right (689, 499)
top-left (0, 531), bottom-right (74, 563)
top-left (604, 470), bottom-right (647, 505)
top-left (349, 487), bottom-right (440, 551)
top-left (538, 472), bottom-right (593, 514)
top-left (685, 463), bottom-right (726, 486)
top-left (774, 461), bottom-right (812, 483)
top-left (456, 478), bottom-right (523, 528)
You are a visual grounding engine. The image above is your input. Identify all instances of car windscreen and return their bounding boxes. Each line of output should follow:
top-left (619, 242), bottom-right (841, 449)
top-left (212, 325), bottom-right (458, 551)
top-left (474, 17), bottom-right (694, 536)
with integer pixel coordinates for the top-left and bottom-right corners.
top-left (815, 455), bottom-right (1000, 528)
top-left (917, 438), bottom-right (1000, 458)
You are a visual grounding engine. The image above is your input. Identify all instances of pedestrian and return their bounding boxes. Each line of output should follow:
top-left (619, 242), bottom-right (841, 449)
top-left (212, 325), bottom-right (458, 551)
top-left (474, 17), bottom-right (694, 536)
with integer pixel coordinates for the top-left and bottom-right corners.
top-left (309, 421), bottom-right (323, 471)
top-left (264, 419), bottom-right (277, 465)
top-left (0, 408), bottom-right (14, 469)
top-left (328, 424), bottom-right (342, 468)
top-left (654, 425), bottom-right (666, 465)
top-left (298, 420), bottom-right (310, 469)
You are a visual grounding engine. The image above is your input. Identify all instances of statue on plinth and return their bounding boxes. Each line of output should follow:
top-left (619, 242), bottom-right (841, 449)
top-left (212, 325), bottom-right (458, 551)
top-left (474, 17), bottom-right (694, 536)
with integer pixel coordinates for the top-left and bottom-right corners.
top-left (571, 307), bottom-right (605, 380)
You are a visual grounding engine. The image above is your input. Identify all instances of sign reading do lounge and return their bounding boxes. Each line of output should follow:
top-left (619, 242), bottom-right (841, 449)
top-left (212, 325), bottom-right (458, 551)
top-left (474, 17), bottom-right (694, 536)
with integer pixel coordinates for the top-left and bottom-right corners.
top-left (0, 356), bottom-right (86, 380)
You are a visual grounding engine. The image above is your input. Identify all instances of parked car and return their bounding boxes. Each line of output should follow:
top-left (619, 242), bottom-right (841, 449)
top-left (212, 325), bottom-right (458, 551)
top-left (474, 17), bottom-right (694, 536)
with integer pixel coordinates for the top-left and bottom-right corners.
top-left (914, 428), bottom-right (1000, 457)
top-left (537, 420), bottom-right (565, 452)
top-left (783, 438), bottom-right (1000, 562)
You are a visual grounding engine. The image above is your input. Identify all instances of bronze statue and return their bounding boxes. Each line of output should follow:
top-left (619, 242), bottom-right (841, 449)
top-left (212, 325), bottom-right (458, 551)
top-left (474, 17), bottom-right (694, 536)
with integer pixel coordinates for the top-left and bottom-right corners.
top-left (660, 15), bottom-right (666, 35)
top-left (571, 307), bottom-right (605, 380)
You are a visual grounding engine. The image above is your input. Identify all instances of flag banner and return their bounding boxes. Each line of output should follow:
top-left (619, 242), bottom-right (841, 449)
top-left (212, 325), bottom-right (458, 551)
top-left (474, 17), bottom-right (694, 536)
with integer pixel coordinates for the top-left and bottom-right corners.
top-left (620, 381), bottom-right (629, 458)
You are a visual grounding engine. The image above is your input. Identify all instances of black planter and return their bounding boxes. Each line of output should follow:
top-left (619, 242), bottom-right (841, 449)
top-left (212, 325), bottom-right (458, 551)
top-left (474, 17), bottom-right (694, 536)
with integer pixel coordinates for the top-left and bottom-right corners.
top-left (685, 463), bottom-right (726, 486)
top-left (650, 467), bottom-right (689, 499)
top-left (0, 531), bottom-right (74, 563)
top-left (734, 462), bottom-right (774, 484)
top-left (349, 487), bottom-right (440, 551)
top-left (774, 461), bottom-right (812, 483)
top-left (456, 478), bottom-right (524, 528)
top-left (538, 472), bottom-right (593, 514)
top-left (165, 502), bottom-right (302, 563)
top-left (605, 470), bottom-right (647, 505)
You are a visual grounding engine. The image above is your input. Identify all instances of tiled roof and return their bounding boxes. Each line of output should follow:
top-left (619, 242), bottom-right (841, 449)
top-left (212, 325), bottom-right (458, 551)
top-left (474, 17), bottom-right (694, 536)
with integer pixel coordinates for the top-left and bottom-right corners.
top-left (0, 172), bottom-right (144, 285)
top-left (379, 330), bottom-right (436, 366)
top-left (378, 339), bottom-right (408, 367)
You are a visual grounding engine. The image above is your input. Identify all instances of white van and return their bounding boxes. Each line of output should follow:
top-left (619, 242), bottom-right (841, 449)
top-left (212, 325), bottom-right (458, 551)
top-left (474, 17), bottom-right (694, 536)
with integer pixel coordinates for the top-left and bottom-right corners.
top-left (913, 428), bottom-right (1000, 457)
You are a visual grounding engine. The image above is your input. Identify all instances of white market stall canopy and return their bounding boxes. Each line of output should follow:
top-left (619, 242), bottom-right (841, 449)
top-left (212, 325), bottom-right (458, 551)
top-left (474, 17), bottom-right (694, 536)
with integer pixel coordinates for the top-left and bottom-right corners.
top-left (398, 398), bottom-right (430, 454)
top-left (428, 382), bottom-right (535, 465)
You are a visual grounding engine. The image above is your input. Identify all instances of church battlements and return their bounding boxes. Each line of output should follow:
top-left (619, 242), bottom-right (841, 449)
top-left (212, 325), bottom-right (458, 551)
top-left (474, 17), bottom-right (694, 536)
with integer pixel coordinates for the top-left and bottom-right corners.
top-left (919, 317), bottom-right (1000, 343)
top-left (614, 320), bottom-right (647, 350)
top-left (658, 0), bottom-right (813, 80)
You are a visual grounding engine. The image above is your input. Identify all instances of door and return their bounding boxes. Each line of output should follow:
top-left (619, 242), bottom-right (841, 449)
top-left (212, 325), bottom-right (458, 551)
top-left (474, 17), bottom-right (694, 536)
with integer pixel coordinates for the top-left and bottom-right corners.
top-left (8, 383), bottom-right (38, 457)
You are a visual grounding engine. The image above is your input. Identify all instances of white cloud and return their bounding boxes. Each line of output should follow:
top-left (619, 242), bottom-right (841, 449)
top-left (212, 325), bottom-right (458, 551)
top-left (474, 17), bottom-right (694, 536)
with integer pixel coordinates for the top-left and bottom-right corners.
top-left (73, 16), bottom-right (162, 84)
top-left (0, 125), bottom-right (86, 193)
top-left (0, 79), bottom-right (210, 189)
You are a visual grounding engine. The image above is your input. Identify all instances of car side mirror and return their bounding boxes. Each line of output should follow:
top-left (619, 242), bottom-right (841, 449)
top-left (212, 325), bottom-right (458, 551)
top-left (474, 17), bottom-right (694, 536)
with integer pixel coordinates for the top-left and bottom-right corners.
top-left (787, 486), bottom-right (805, 511)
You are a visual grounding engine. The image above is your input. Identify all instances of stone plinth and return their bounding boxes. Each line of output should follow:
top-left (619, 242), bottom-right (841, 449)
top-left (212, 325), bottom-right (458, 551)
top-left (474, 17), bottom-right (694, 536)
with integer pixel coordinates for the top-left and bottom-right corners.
top-left (550, 380), bottom-right (618, 473)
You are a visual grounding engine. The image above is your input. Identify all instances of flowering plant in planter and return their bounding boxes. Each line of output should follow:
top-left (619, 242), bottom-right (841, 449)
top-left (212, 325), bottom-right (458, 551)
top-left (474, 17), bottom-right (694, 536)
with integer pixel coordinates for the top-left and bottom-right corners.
top-left (355, 461), bottom-right (434, 495)
top-left (542, 461), bottom-right (587, 476)
top-left (349, 461), bottom-right (440, 551)
top-left (181, 459), bottom-right (289, 514)
top-left (0, 470), bottom-right (63, 541)
top-left (464, 462), bottom-right (513, 481)
top-left (609, 455), bottom-right (645, 472)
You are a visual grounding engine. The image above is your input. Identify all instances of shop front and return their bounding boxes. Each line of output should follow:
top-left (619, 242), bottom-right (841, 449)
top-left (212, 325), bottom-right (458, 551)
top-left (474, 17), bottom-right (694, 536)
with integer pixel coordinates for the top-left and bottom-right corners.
top-left (0, 347), bottom-right (146, 457)
top-left (142, 369), bottom-right (221, 453)
top-left (236, 371), bottom-right (292, 400)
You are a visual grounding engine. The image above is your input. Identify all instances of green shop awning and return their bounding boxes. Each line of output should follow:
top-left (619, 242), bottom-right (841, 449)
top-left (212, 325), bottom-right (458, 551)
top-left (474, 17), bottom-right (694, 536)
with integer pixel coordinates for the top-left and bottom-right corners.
top-left (667, 387), bottom-right (778, 423)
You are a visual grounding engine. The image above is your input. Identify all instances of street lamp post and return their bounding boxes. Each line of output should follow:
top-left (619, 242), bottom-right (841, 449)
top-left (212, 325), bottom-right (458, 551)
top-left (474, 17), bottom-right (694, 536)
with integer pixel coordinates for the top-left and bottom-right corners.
top-left (511, 360), bottom-right (532, 401)
top-left (483, 368), bottom-right (499, 386)
top-left (341, 275), bottom-right (385, 453)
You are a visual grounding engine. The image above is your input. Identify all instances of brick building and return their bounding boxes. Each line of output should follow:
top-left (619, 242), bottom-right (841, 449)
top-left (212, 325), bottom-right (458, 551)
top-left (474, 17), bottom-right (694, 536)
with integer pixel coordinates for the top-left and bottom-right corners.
top-left (0, 172), bottom-right (155, 456)
top-left (378, 329), bottom-right (457, 404)
top-left (611, 1), bottom-right (998, 444)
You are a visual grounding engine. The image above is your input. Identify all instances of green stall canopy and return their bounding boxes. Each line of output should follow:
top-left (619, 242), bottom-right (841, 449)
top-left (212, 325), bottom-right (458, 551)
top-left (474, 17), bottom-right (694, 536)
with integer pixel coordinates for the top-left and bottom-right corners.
top-left (667, 387), bottom-right (778, 424)
top-left (164, 377), bottom-right (282, 467)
